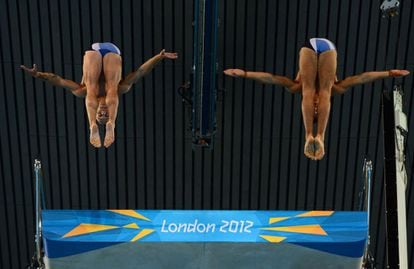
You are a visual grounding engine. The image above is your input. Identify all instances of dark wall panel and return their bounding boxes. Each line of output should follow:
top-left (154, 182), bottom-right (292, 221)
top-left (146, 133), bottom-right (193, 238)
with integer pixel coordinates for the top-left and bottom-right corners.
top-left (1, 0), bottom-right (414, 268)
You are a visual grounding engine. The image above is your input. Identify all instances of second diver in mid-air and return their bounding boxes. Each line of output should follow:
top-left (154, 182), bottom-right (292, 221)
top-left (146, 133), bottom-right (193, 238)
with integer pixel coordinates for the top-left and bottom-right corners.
top-left (224, 37), bottom-right (410, 160)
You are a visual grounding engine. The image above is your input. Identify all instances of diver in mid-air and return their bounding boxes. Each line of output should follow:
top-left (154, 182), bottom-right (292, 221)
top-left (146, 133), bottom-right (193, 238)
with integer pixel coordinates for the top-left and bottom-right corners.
top-left (21, 42), bottom-right (178, 148)
top-left (224, 37), bottom-right (410, 160)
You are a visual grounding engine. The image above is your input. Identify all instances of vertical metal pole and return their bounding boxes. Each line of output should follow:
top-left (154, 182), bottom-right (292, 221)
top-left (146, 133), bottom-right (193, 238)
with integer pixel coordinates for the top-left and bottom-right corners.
top-left (34, 159), bottom-right (43, 267)
top-left (192, 0), bottom-right (218, 146)
top-left (362, 159), bottom-right (375, 268)
top-left (192, 0), bottom-right (205, 139)
top-left (366, 160), bottom-right (372, 229)
top-left (393, 89), bottom-right (408, 269)
top-left (382, 88), bottom-right (408, 269)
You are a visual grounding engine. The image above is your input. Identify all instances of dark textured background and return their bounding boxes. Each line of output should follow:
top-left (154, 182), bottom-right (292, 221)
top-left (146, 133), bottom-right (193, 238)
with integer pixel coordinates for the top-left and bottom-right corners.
top-left (0, 0), bottom-right (413, 268)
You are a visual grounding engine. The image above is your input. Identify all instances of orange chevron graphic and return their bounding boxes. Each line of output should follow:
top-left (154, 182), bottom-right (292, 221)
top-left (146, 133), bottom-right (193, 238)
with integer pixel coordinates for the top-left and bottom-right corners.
top-left (262, 224), bottom-right (327, 235)
top-left (63, 223), bottom-right (119, 238)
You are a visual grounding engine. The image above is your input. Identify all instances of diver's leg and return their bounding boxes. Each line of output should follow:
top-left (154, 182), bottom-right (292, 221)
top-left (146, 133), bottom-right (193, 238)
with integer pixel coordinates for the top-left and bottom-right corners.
top-left (83, 51), bottom-right (102, 148)
top-left (102, 52), bottom-right (122, 148)
top-left (299, 47), bottom-right (318, 159)
top-left (315, 49), bottom-right (337, 160)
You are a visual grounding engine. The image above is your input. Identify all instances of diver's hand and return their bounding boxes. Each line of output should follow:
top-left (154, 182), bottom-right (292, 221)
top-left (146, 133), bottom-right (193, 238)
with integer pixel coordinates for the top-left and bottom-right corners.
top-left (223, 69), bottom-right (246, 78)
top-left (160, 49), bottom-right (178, 59)
top-left (20, 64), bottom-right (39, 78)
top-left (389, 69), bottom-right (410, 77)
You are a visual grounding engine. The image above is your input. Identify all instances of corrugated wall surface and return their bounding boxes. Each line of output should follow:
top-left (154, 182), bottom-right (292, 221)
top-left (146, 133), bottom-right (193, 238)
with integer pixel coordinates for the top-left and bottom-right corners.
top-left (0, 0), bottom-right (413, 268)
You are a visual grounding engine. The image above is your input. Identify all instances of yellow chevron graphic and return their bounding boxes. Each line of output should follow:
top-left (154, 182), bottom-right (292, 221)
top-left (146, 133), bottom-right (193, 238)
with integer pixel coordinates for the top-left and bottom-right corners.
top-left (63, 223), bottom-right (119, 238)
top-left (260, 235), bottom-right (286, 243)
top-left (296, 211), bottom-right (334, 217)
top-left (107, 210), bottom-right (151, 221)
top-left (131, 229), bottom-right (155, 242)
top-left (123, 223), bottom-right (139, 229)
top-left (268, 217), bottom-right (289, 224)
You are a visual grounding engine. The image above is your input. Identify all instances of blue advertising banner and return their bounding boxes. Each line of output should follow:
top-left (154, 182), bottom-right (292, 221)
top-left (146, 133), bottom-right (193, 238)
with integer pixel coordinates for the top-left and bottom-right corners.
top-left (42, 210), bottom-right (367, 259)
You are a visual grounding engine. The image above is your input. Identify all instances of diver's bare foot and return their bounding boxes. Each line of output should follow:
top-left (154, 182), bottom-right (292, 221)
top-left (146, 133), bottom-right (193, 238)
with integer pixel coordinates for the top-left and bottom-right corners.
top-left (104, 122), bottom-right (115, 148)
top-left (314, 136), bottom-right (325, 160)
top-left (90, 124), bottom-right (101, 148)
top-left (304, 136), bottom-right (315, 160)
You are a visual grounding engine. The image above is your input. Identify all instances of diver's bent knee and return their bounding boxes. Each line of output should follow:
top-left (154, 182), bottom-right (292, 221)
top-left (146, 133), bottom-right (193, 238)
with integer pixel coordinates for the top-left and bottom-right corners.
top-left (84, 50), bottom-right (101, 59)
top-left (83, 51), bottom-right (102, 66)
top-left (319, 50), bottom-right (337, 58)
top-left (103, 52), bottom-right (122, 61)
top-left (300, 47), bottom-right (316, 55)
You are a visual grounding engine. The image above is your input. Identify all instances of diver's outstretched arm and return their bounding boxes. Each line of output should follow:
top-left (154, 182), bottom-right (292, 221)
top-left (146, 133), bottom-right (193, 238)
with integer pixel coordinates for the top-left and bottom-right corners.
top-left (333, 69), bottom-right (410, 94)
top-left (119, 49), bottom-right (178, 94)
top-left (223, 68), bottom-right (301, 93)
top-left (21, 64), bottom-right (86, 97)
